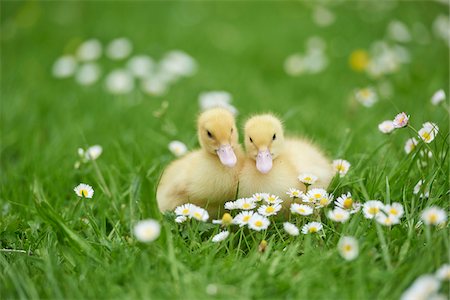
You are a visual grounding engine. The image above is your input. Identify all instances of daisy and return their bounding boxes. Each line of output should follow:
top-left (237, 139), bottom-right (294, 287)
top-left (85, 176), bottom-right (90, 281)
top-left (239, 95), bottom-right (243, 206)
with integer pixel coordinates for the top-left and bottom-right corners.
top-left (362, 200), bottom-right (384, 219)
top-left (74, 183), bottom-right (94, 198)
top-left (234, 198), bottom-right (256, 210)
top-left (233, 211), bottom-right (254, 227)
top-left (431, 89), bottom-right (446, 105)
top-left (404, 138), bottom-right (418, 154)
top-left (264, 194), bottom-right (283, 205)
top-left (290, 203), bottom-right (313, 216)
top-left (436, 264), bottom-right (450, 281)
top-left (327, 208), bottom-right (350, 223)
top-left (75, 63), bottom-right (101, 86)
top-left (85, 145), bottom-right (103, 160)
top-left (284, 53), bottom-right (306, 76)
top-left (298, 173), bottom-right (318, 185)
top-left (212, 231), bottom-right (230, 243)
top-left (383, 202), bottom-right (404, 219)
top-left (190, 206), bottom-right (209, 222)
top-left (393, 112), bottom-right (409, 128)
top-left (76, 39), bottom-right (102, 61)
top-left (212, 213), bottom-right (233, 226)
top-left (175, 215), bottom-right (187, 223)
top-left (354, 87), bottom-right (378, 107)
top-left (423, 122), bottom-right (439, 135)
top-left (174, 203), bottom-right (195, 216)
top-left (378, 120), bottom-right (395, 134)
top-left (304, 188), bottom-right (328, 203)
top-left (335, 192), bottom-right (354, 210)
top-left (127, 55), bottom-right (155, 78)
top-left (133, 219), bottom-right (161, 243)
top-left (168, 141), bottom-right (188, 157)
top-left (198, 91), bottom-right (238, 116)
top-left (248, 214), bottom-right (270, 231)
top-left (286, 188), bottom-right (303, 199)
top-left (105, 69), bottom-right (134, 94)
top-left (160, 50), bottom-right (197, 77)
top-left (301, 222), bottom-right (323, 234)
top-left (106, 37), bottom-right (133, 60)
top-left (376, 213), bottom-right (401, 226)
top-left (258, 204), bottom-right (282, 217)
top-left (400, 275), bottom-right (441, 300)
top-left (52, 55), bottom-right (77, 78)
top-left (333, 159), bottom-right (351, 177)
top-left (252, 193), bottom-right (268, 202)
top-left (141, 76), bottom-right (168, 96)
top-left (338, 236), bottom-right (359, 261)
top-left (224, 201), bottom-right (237, 210)
top-left (421, 207), bottom-right (447, 225)
top-left (418, 126), bottom-right (436, 143)
top-left (283, 222), bottom-right (299, 236)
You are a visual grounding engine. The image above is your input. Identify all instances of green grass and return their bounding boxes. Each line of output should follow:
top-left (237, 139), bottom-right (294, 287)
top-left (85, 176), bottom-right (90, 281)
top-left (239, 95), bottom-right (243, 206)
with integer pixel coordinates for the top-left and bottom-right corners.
top-left (1, 1), bottom-right (449, 299)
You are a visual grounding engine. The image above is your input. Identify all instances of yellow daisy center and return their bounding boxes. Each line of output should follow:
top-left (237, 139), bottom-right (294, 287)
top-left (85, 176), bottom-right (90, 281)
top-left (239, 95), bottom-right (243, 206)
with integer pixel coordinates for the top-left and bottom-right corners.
top-left (320, 198), bottom-right (329, 206)
top-left (344, 244), bottom-right (352, 252)
top-left (222, 213), bottom-right (232, 224)
top-left (299, 208), bottom-right (305, 213)
top-left (309, 227), bottom-right (318, 233)
top-left (293, 191), bottom-right (299, 196)
top-left (429, 213), bottom-right (437, 223)
top-left (314, 193), bottom-right (322, 199)
top-left (266, 206), bottom-right (275, 213)
top-left (421, 132), bottom-right (431, 141)
top-left (337, 165), bottom-right (345, 172)
top-left (368, 207), bottom-right (379, 215)
top-left (343, 198), bottom-right (353, 209)
top-left (242, 203), bottom-right (251, 209)
top-left (255, 220), bottom-right (263, 227)
top-left (182, 209), bottom-right (189, 214)
top-left (243, 215), bottom-right (251, 222)
top-left (81, 189), bottom-right (88, 197)
top-left (349, 49), bottom-right (369, 72)
top-left (389, 208), bottom-right (398, 215)
top-left (194, 212), bottom-right (202, 219)
top-left (304, 177), bottom-right (311, 181)
top-left (361, 89), bottom-right (370, 98)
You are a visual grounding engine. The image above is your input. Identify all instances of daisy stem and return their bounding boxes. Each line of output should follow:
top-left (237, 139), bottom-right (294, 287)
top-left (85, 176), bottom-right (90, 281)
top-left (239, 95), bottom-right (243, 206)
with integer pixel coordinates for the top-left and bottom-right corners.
top-left (375, 223), bottom-right (393, 271)
top-left (72, 197), bottom-right (83, 219)
top-left (425, 225), bottom-right (431, 245)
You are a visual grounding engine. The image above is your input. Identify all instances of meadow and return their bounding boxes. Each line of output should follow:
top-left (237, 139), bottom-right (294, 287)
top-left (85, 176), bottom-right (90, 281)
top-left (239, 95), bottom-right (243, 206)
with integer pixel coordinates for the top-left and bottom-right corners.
top-left (1, 1), bottom-right (449, 299)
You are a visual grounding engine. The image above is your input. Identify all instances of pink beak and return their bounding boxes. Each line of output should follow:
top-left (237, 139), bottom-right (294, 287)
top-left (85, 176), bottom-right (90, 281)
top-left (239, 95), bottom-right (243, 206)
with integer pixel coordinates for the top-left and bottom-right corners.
top-left (256, 149), bottom-right (272, 174)
top-left (216, 144), bottom-right (237, 168)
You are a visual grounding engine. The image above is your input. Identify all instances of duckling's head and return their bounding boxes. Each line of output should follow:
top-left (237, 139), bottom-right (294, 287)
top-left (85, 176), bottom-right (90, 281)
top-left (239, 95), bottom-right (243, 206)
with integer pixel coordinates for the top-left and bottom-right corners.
top-left (197, 108), bottom-right (239, 167)
top-left (244, 114), bottom-right (285, 174)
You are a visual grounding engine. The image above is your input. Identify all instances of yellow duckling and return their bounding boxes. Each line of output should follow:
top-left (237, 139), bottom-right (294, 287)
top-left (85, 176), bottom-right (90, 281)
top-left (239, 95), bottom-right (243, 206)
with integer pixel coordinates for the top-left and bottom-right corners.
top-left (157, 108), bottom-right (244, 217)
top-left (238, 114), bottom-right (333, 204)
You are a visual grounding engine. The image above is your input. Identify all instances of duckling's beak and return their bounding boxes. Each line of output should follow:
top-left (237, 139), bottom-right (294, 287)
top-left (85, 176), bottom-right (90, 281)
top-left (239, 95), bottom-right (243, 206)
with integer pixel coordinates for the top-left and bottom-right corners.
top-left (256, 149), bottom-right (272, 174)
top-left (217, 144), bottom-right (237, 167)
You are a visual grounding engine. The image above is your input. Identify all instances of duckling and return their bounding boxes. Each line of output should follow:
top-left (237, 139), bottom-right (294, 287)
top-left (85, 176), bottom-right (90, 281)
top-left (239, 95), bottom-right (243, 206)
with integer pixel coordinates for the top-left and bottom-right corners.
top-left (157, 108), bottom-right (244, 217)
top-left (238, 114), bottom-right (333, 204)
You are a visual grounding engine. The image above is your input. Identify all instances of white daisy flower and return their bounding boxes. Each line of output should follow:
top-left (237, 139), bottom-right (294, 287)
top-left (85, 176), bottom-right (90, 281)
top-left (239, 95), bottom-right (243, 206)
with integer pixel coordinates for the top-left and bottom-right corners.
top-left (175, 215), bottom-right (187, 223)
top-left (190, 206), bottom-right (209, 222)
top-left (283, 222), bottom-right (299, 236)
top-left (286, 188), bottom-right (303, 199)
top-left (248, 214), bottom-right (270, 231)
top-left (421, 207), bottom-right (447, 226)
top-left (313, 6), bottom-right (335, 27)
top-left (335, 192), bottom-right (356, 211)
top-left (301, 222), bottom-right (323, 234)
top-left (233, 211), bottom-right (254, 227)
top-left (298, 173), bottom-right (318, 185)
top-left (383, 202), bottom-right (404, 219)
top-left (127, 55), bottom-right (155, 78)
top-left (404, 138), bottom-right (418, 154)
top-left (393, 112), bottom-right (409, 128)
top-left (252, 193), bottom-right (268, 202)
top-left (52, 55), bottom-right (77, 78)
top-left (105, 69), bottom-right (134, 94)
top-left (327, 208), bottom-right (350, 223)
top-left (338, 236), bottom-right (359, 261)
top-left (75, 63), bottom-right (101, 86)
top-left (362, 200), bottom-right (384, 219)
top-left (284, 53), bottom-right (306, 76)
top-left (74, 183), bottom-right (94, 198)
top-left (376, 213), bottom-right (401, 226)
top-left (400, 275), bottom-right (441, 300)
top-left (85, 145), bottom-right (102, 160)
top-left (422, 122), bottom-right (439, 135)
top-left (224, 201), bottom-right (237, 210)
top-left (198, 91), bottom-right (238, 116)
top-left (264, 194), bottom-right (283, 205)
top-left (234, 198), bottom-right (256, 210)
top-left (431, 89), bottom-right (446, 105)
top-left (354, 87), bottom-right (378, 107)
top-left (418, 127), bottom-right (436, 144)
top-left (174, 203), bottom-right (195, 216)
top-left (160, 50), bottom-right (197, 77)
top-left (290, 203), bottom-right (313, 216)
top-left (436, 264), bottom-right (450, 281)
top-left (305, 188), bottom-right (332, 208)
top-left (133, 219), bottom-right (161, 242)
top-left (168, 141), bottom-right (188, 157)
top-left (387, 20), bottom-right (411, 43)
top-left (76, 39), bottom-right (102, 61)
top-left (333, 159), bottom-right (351, 177)
top-left (106, 37), bottom-right (133, 60)
top-left (378, 120), bottom-right (395, 134)
top-left (212, 231), bottom-right (230, 243)
top-left (257, 204), bottom-right (282, 217)
top-left (141, 76), bottom-right (168, 96)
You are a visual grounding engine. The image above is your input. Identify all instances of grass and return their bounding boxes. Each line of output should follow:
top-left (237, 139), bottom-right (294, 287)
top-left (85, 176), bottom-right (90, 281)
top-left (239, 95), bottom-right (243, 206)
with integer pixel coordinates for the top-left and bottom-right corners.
top-left (1, 1), bottom-right (449, 299)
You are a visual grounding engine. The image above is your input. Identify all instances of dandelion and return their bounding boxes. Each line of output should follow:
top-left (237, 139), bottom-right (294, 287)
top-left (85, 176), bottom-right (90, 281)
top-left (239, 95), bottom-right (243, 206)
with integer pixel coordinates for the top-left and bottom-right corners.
top-left (362, 200), bottom-right (384, 219)
top-left (338, 236), bottom-right (359, 261)
top-left (404, 138), bottom-right (418, 154)
top-left (298, 173), bottom-right (318, 185)
top-left (175, 204), bottom-right (196, 216)
top-left (175, 215), bottom-right (187, 223)
top-left (335, 192), bottom-right (360, 213)
top-left (252, 193), bottom-right (268, 202)
top-left (234, 198), bottom-right (256, 210)
top-left (354, 87), bottom-right (378, 107)
top-left (76, 39), bottom-right (102, 61)
top-left (436, 264), bottom-right (450, 281)
top-left (393, 112), bottom-right (409, 128)
top-left (75, 63), bottom-right (101, 86)
top-left (133, 219), bottom-right (161, 242)
top-left (105, 69), bottom-right (134, 94)
top-left (258, 204), bottom-right (282, 217)
top-left (431, 89), bottom-right (446, 105)
top-left (333, 159), bottom-right (351, 177)
top-left (233, 211), bottom-right (254, 227)
top-left (224, 201), bottom-right (237, 210)
top-left (52, 55), bottom-right (77, 78)
top-left (106, 37), bottom-right (133, 60)
top-left (286, 188), bottom-right (303, 199)
top-left (327, 208), bottom-right (350, 223)
top-left (212, 213), bottom-right (233, 226)
top-left (290, 203), bottom-right (314, 216)
top-left (400, 275), bottom-right (441, 300)
top-left (283, 222), bottom-right (299, 236)
top-left (264, 194), bottom-right (283, 205)
top-left (127, 55), bottom-right (155, 78)
top-left (421, 207), bottom-right (447, 226)
top-left (190, 206), bottom-right (209, 222)
top-left (383, 202), bottom-right (404, 219)
top-left (74, 183), bottom-right (94, 198)
top-left (168, 141), bottom-right (188, 157)
top-left (301, 222), bottom-right (323, 234)
top-left (378, 120), bottom-right (395, 134)
top-left (349, 49), bottom-right (369, 72)
top-left (248, 214), bottom-right (270, 231)
top-left (376, 213), bottom-right (401, 226)
top-left (212, 231), bottom-right (230, 243)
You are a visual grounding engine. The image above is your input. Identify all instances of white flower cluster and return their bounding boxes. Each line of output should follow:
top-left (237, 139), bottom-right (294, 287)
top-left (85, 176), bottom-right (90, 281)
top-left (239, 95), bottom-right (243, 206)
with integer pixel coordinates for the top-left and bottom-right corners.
top-left (401, 264), bottom-right (450, 300)
top-left (74, 145), bottom-right (103, 169)
top-left (284, 36), bottom-right (328, 76)
top-left (198, 91), bottom-right (238, 116)
top-left (174, 203), bottom-right (209, 223)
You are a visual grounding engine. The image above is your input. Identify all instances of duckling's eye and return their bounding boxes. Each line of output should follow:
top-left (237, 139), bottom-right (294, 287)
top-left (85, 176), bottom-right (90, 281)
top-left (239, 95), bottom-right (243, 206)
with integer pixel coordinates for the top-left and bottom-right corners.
top-left (207, 130), bottom-right (213, 138)
top-left (249, 137), bottom-right (253, 143)
top-left (272, 134), bottom-right (276, 141)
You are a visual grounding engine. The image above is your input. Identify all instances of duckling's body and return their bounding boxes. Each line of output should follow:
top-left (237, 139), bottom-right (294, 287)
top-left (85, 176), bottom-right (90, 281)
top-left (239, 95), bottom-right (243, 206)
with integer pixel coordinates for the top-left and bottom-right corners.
top-left (238, 114), bottom-right (333, 205)
top-left (157, 108), bottom-right (243, 218)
